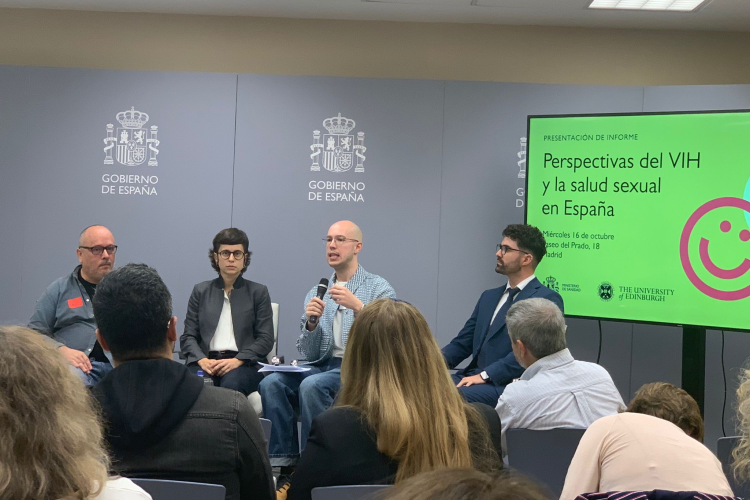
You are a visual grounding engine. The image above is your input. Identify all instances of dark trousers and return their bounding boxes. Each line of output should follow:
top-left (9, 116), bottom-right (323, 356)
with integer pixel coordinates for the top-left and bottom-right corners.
top-left (451, 372), bottom-right (505, 406)
top-left (187, 360), bottom-right (263, 396)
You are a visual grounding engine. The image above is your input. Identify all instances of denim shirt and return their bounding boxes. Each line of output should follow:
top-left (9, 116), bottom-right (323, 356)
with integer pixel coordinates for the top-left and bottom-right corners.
top-left (28, 265), bottom-right (101, 356)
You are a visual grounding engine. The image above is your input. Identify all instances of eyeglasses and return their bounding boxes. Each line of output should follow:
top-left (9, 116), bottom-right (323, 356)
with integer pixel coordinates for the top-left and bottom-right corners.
top-left (323, 236), bottom-right (360, 245)
top-left (79, 245), bottom-right (117, 256)
top-left (217, 250), bottom-right (247, 260)
top-left (496, 244), bottom-right (529, 256)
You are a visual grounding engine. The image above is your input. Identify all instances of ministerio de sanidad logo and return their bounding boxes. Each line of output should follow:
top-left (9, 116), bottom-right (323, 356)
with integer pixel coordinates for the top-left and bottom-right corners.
top-left (100, 106), bottom-right (161, 197)
top-left (308, 112), bottom-right (368, 203)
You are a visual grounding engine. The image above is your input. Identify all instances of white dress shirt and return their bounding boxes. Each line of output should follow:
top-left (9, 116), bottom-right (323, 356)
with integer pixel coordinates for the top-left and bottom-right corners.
top-left (490, 275), bottom-right (536, 324)
top-left (209, 291), bottom-right (239, 352)
top-left (496, 348), bottom-right (625, 441)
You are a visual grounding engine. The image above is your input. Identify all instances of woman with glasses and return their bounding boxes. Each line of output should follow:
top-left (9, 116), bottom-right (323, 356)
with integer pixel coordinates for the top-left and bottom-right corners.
top-left (286, 298), bottom-right (502, 500)
top-left (181, 228), bottom-right (274, 396)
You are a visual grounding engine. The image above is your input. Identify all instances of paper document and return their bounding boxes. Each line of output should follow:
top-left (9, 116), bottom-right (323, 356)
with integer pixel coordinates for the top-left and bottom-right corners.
top-left (258, 362), bottom-right (311, 373)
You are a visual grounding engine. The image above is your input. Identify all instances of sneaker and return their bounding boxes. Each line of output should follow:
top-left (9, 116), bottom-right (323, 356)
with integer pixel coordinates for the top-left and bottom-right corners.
top-left (276, 474), bottom-right (293, 500)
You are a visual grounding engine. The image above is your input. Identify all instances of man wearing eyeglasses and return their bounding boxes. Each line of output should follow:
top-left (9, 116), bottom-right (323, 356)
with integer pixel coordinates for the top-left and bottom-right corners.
top-left (29, 225), bottom-right (117, 385)
top-left (260, 220), bottom-right (395, 483)
top-left (442, 223), bottom-right (564, 405)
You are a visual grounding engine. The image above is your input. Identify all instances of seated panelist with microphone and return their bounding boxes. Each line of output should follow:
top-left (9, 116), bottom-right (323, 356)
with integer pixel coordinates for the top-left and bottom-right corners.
top-left (260, 220), bottom-right (396, 485)
top-left (181, 228), bottom-right (274, 396)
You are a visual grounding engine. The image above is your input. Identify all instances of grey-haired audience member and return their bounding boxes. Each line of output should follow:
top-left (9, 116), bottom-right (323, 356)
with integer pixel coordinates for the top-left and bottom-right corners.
top-left (496, 297), bottom-right (624, 447)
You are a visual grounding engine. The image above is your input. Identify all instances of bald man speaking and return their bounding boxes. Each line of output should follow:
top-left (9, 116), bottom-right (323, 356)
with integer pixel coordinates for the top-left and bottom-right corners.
top-left (29, 225), bottom-right (117, 386)
top-left (260, 220), bottom-right (395, 480)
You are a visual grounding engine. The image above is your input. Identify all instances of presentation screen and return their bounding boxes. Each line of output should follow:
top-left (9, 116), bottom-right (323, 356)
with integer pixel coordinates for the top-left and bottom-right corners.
top-left (526, 111), bottom-right (750, 331)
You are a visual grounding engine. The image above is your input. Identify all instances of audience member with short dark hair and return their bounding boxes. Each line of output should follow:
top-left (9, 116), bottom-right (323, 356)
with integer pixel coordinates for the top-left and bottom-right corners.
top-left (382, 468), bottom-right (551, 500)
top-left (627, 381), bottom-right (704, 440)
top-left (561, 382), bottom-right (732, 500)
top-left (496, 298), bottom-right (624, 445)
top-left (0, 325), bottom-right (150, 500)
top-left (90, 263), bottom-right (274, 500)
top-left (287, 298), bottom-right (502, 500)
top-left (181, 227), bottom-right (274, 396)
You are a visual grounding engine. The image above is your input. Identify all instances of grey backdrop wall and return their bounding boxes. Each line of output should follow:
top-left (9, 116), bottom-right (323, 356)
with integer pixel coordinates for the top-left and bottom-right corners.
top-left (1, 65), bottom-right (748, 451)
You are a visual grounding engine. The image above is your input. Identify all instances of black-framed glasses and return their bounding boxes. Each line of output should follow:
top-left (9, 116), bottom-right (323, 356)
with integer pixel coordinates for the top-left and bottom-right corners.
top-left (79, 245), bottom-right (117, 256)
top-left (217, 250), bottom-right (247, 260)
top-left (496, 244), bottom-right (529, 256)
top-left (323, 236), bottom-right (360, 245)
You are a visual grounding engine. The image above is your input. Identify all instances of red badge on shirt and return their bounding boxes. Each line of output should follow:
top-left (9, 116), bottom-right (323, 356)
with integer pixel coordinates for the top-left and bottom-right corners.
top-left (67, 297), bottom-right (84, 309)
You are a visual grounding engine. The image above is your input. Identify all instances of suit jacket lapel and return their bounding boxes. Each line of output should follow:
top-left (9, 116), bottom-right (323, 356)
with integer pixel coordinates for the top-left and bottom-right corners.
top-left (473, 285), bottom-right (506, 356)
top-left (203, 278), bottom-right (225, 344)
top-left (229, 278), bottom-right (247, 346)
top-left (484, 278), bottom-right (542, 342)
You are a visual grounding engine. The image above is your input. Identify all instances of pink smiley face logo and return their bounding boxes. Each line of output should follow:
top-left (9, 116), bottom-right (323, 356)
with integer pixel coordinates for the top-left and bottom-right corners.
top-left (680, 197), bottom-right (750, 301)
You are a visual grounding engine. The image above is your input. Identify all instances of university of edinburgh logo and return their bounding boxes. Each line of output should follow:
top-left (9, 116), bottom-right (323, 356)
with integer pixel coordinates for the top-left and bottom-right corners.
top-left (310, 113), bottom-right (366, 173)
top-left (103, 107), bottom-right (160, 166)
top-left (598, 282), bottom-right (614, 301)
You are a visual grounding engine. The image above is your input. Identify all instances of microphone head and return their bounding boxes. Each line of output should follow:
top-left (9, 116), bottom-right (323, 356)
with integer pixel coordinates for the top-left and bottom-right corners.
top-left (318, 278), bottom-right (329, 290)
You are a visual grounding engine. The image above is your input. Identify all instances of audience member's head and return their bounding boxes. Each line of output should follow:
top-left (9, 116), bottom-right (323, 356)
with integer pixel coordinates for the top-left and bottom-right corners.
top-left (626, 382), bottom-right (703, 441)
top-left (506, 298), bottom-right (567, 368)
top-left (209, 227), bottom-right (251, 276)
top-left (733, 369), bottom-right (750, 481)
top-left (0, 326), bottom-right (109, 500)
top-left (93, 263), bottom-right (176, 364)
top-left (382, 468), bottom-right (551, 500)
top-left (338, 298), bottom-right (499, 481)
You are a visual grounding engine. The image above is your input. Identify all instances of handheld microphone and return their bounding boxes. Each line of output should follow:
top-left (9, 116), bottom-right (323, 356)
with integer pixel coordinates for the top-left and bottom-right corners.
top-left (308, 278), bottom-right (329, 324)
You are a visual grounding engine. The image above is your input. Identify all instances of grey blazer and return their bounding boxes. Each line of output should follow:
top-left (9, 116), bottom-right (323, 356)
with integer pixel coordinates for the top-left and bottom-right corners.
top-left (181, 276), bottom-right (274, 365)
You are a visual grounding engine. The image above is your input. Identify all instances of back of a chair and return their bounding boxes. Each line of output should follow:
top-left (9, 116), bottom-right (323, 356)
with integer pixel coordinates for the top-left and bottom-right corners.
top-left (311, 485), bottom-right (391, 500)
top-left (269, 302), bottom-right (279, 362)
top-left (260, 417), bottom-right (272, 449)
top-left (506, 428), bottom-right (586, 497)
top-left (717, 436), bottom-right (750, 498)
top-left (129, 478), bottom-right (226, 500)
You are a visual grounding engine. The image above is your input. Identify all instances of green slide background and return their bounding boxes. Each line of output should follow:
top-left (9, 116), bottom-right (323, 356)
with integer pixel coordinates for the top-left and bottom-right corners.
top-left (527, 112), bottom-right (750, 331)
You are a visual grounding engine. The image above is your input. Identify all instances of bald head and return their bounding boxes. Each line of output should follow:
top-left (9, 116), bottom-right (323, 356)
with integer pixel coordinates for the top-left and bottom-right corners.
top-left (329, 220), bottom-right (362, 242)
top-left (326, 220), bottom-right (363, 275)
top-left (79, 225), bottom-right (113, 247)
top-left (77, 225), bottom-right (116, 284)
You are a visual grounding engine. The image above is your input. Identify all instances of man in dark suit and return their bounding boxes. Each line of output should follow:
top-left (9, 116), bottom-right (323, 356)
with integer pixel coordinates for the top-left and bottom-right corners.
top-left (442, 224), bottom-right (564, 405)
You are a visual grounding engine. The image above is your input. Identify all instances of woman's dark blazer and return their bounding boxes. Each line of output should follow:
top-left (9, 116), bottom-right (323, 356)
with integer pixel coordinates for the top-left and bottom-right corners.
top-left (180, 275), bottom-right (274, 366)
top-left (287, 403), bottom-right (503, 500)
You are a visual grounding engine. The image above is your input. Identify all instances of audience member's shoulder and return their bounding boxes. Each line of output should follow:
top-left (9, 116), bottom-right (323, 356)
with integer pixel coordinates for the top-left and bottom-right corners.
top-left (314, 406), bottom-right (363, 427)
top-left (573, 359), bottom-right (613, 376)
top-left (92, 477), bottom-right (152, 500)
top-left (191, 385), bottom-right (250, 418)
top-left (586, 412), bottom-right (622, 430)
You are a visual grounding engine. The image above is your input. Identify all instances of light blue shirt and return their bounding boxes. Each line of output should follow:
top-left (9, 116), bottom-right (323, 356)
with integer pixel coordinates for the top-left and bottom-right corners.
top-left (496, 348), bottom-right (625, 440)
top-left (297, 265), bottom-right (395, 365)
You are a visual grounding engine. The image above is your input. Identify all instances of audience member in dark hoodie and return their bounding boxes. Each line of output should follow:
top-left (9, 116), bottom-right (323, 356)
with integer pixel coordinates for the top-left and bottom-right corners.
top-left (91, 263), bottom-right (274, 500)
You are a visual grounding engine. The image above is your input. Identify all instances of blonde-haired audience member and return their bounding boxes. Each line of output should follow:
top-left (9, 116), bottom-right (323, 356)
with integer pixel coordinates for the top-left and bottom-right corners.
top-left (732, 368), bottom-right (750, 482)
top-left (561, 382), bottom-right (732, 500)
top-left (287, 298), bottom-right (502, 500)
top-left (383, 468), bottom-right (550, 500)
top-left (0, 326), bottom-right (150, 500)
